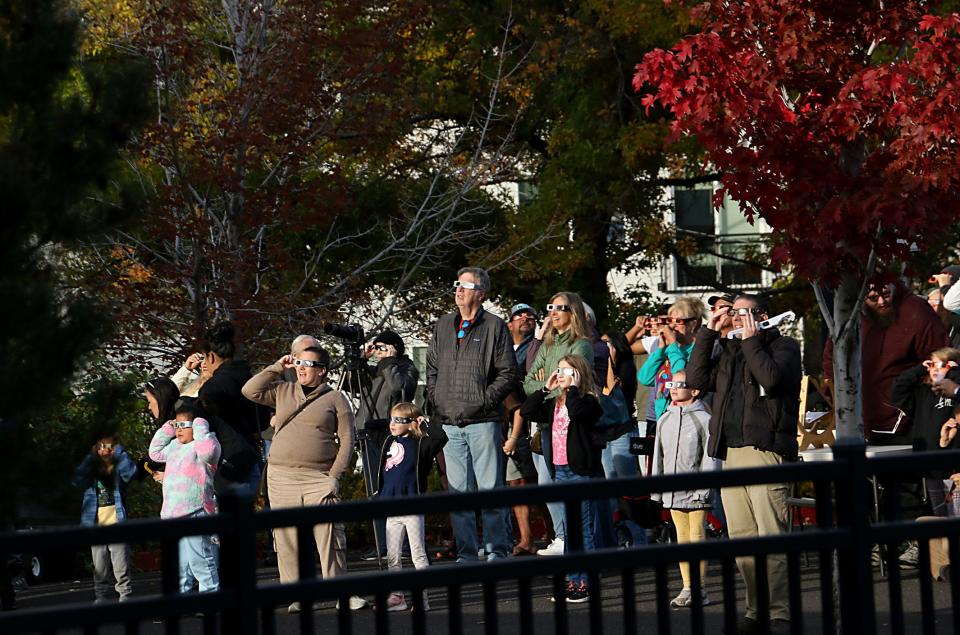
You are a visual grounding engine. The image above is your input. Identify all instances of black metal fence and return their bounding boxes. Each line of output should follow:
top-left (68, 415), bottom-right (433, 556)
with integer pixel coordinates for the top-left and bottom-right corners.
top-left (3, 440), bottom-right (960, 635)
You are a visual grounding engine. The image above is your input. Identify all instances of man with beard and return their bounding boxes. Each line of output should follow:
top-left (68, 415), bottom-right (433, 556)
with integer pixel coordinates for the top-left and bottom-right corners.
top-left (822, 282), bottom-right (949, 444)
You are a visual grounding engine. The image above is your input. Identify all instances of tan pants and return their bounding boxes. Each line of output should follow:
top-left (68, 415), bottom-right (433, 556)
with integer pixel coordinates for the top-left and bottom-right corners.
top-left (267, 464), bottom-right (346, 584)
top-left (721, 447), bottom-right (790, 621)
top-left (918, 516), bottom-right (953, 580)
top-left (671, 509), bottom-right (708, 588)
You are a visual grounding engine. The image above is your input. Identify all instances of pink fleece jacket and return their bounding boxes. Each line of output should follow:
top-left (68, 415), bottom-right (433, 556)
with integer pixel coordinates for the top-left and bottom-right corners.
top-left (149, 418), bottom-right (221, 519)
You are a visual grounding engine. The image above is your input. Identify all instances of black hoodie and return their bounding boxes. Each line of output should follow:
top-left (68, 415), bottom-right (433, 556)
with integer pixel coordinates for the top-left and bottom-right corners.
top-left (890, 364), bottom-right (960, 453)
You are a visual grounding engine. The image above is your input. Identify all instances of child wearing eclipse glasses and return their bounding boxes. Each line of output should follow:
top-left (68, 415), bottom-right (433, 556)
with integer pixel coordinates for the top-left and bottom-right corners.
top-left (891, 347), bottom-right (960, 517)
top-left (72, 433), bottom-right (138, 603)
top-left (372, 402), bottom-right (447, 612)
top-left (149, 399), bottom-right (222, 593)
top-left (650, 370), bottom-right (715, 608)
top-left (520, 354), bottom-right (604, 604)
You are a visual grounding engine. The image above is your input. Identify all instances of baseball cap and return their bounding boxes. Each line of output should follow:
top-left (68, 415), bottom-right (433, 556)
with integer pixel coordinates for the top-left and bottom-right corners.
top-left (940, 265), bottom-right (960, 279)
top-left (509, 303), bottom-right (537, 318)
top-left (707, 293), bottom-right (737, 307)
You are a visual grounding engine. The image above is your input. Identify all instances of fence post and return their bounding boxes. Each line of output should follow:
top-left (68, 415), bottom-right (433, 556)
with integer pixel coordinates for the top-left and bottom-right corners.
top-left (219, 487), bottom-right (258, 635)
top-left (831, 438), bottom-right (876, 634)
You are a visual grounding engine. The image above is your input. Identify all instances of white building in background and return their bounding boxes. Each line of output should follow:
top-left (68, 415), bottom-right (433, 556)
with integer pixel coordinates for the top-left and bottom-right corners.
top-left (610, 184), bottom-right (778, 308)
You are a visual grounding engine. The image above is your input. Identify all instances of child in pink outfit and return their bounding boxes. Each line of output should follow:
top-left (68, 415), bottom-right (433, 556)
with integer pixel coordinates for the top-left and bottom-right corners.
top-left (149, 399), bottom-right (222, 593)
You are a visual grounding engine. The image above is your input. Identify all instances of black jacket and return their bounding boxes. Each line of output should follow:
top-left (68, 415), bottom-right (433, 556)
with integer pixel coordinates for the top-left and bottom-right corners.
top-left (520, 386), bottom-right (603, 477)
top-left (890, 364), bottom-right (959, 453)
top-left (370, 420), bottom-right (448, 495)
top-left (356, 356), bottom-right (420, 426)
top-left (199, 359), bottom-right (269, 439)
top-left (426, 308), bottom-right (520, 425)
top-left (686, 328), bottom-right (801, 461)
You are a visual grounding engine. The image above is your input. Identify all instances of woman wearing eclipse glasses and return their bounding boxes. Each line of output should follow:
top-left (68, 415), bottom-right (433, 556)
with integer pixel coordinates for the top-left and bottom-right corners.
top-left (638, 297), bottom-right (707, 421)
top-left (242, 345), bottom-right (367, 612)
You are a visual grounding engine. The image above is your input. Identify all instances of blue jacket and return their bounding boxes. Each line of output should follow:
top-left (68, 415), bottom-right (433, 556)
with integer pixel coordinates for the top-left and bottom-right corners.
top-left (72, 447), bottom-right (137, 527)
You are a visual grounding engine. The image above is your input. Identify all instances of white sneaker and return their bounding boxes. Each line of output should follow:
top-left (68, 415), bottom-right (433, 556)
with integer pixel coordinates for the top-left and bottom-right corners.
top-left (385, 593), bottom-right (408, 612)
top-left (335, 596), bottom-right (368, 610)
top-left (537, 538), bottom-right (565, 556)
top-left (670, 588), bottom-right (692, 608)
top-left (899, 542), bottom-right (919, 568)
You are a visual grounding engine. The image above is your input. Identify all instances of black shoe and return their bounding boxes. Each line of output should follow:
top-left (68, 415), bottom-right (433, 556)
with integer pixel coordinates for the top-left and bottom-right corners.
top-left (566, 581), bottom-right (590, 604)
top-left (359, 549), bottom-right (385, 562)
top-left (731, 617), bottom-right (789, 635)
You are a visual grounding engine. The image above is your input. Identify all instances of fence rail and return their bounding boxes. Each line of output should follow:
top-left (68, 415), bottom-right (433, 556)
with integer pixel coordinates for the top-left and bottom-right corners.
top-left (3, 440), bottom-right (960, 635)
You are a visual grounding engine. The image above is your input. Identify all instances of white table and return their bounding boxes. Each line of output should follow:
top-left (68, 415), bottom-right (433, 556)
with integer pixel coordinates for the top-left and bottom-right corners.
top-left (798, 445), bottom-right (912, 576)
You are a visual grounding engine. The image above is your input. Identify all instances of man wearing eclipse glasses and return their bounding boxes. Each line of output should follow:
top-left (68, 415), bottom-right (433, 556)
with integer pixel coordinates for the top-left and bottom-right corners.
top-left (426, 267), bottom-right (520, 562)
top-left (686, 294), bottom-right (801, 633)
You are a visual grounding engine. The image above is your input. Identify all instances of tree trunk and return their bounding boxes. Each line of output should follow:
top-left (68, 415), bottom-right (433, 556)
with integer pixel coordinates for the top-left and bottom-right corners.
top-left (830, 271), bottom-right (865, 440)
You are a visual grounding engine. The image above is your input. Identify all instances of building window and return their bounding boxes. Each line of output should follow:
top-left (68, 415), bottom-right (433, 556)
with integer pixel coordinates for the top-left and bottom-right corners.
top-left (672, 187), bottom-right (764, 290)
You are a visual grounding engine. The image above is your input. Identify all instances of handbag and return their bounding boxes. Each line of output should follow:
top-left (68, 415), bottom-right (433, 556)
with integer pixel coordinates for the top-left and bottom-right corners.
top-left (255, 386), bottom-right (326, 510)
top-left (596, 384), bottom-right (632, 428)
top-left (530, 429), bottom-right (543, 455)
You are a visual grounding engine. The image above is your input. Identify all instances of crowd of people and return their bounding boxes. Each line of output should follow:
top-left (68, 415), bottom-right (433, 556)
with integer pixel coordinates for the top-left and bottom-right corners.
top-left (47, 263), bottom-right (960, 634)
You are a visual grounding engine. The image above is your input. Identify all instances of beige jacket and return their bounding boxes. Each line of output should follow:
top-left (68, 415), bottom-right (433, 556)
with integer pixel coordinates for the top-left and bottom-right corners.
top-left (241, 362), bottom-right (355, 478)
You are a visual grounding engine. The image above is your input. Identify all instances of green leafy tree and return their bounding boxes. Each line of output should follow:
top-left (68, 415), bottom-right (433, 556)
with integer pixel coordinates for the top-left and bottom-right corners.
top-left (0, 0), bottom-right (150, 521)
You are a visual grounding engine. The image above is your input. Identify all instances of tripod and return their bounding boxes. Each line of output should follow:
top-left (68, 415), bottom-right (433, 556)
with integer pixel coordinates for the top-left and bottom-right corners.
top-left (332, 342), bottom-right (387, 571)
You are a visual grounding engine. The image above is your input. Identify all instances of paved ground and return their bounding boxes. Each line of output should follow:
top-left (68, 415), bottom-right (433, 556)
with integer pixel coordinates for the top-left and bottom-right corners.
top-left (8, 552), bottom-right (959, 634)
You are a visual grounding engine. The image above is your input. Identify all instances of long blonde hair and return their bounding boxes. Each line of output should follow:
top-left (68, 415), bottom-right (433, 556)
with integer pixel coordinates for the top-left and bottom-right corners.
top-left (558, 354), bottom-right (600, 400)
top-left (544, 292), bottom-right (592, 346)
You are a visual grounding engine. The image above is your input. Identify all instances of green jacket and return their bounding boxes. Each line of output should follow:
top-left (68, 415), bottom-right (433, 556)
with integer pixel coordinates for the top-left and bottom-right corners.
top-left (522, 330), bottom-right (595, 398)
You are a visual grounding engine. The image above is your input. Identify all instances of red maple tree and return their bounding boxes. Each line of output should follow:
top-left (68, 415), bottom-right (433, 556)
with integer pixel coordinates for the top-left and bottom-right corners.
top-left (635, 1), bottom-right (960, 438)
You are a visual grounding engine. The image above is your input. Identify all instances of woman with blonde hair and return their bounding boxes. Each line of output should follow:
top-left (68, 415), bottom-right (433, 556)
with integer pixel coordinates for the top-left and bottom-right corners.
top-left (521, 353), bottom-right (604, 602)
top-left (638, 296), bottom-right (706, 421)
top-left (522, 291), bottom-right (594, 556)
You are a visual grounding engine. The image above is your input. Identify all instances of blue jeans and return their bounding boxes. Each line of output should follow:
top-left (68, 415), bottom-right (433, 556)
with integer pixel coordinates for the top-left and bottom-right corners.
top-left (442, 422), bottom-right (510, 560)
top-left (179, 512), bottom-right (219, 593)
top-left (601, 430), bottom-right (644, 547)
top-left (532, 447), bottom-right (566, 542)
top-left (553, 465), bottom-right (598, 585)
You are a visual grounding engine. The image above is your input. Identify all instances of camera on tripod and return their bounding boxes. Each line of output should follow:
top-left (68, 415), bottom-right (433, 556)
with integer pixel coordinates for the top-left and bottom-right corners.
top-left (323, 321), bottom-right (364, 344)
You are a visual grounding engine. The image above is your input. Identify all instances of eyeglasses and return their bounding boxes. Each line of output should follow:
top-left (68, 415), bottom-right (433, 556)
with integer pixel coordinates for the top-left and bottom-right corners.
top-left (457, 319), bottom-right (472, 339)
top-left (546, 304), bottom-right (572, 313)
top-left (373, 344), bottom-right (389, 351)
top-left (453, 280), bottom-right (482, 291)
top-left (924, 360), bottom-right (957, 370)
top-left (173, 421), bottom-right (194, 429)
top-left (511, 313), bottom-right (536, 322)
top-left (726, 307), bottom-right (763, 316)
top-left (555, 367), bottom-right (577, 377)
top-left (293, 359), bottom-right (325, 368)
top-left (664, 317), bottom-right (697, 326)
top-left (391, 416), bottom-right (416, 424)
top-left (98, 443), bottom-right (115, 450)
top-left (865, 286), bottom-right (894, 303)
top-left (664, 381), bottom-right (687, 389)
top-left (930, 299), bottom-right (943, 306)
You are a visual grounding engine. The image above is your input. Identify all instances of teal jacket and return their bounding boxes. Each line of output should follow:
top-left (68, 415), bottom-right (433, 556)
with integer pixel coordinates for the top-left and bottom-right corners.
top-left (638, 341), bottom-right (694, 420)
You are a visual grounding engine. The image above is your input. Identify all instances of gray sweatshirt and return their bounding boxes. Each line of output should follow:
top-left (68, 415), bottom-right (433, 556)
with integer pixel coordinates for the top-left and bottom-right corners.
top-left (651, 399), bottom-right (716, 509)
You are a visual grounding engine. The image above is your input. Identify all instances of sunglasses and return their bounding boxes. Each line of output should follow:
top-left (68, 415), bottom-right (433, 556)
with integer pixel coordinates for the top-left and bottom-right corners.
top-left (457, 319), bottom-right (472, 339)
top-left (555, 367), bottom-right (577, 377)
top-left (726, 307), bottom-right (764, 316)
top-left (664, 381), bottom-right (688, 389)
top-left (98, 443), bottom-right (115, 451)
top-left (173, 421), bottom-right (194, 429)
top-left (664, 317), bottom-right (697, 326)
top-left (453, 280), bottom-right (482, 291)
top-left (546, 304), bottom-right (572, 313)
top-left (511, 313), bottom-right (536, 322)
top-left (391, 416), bottom-right (416, 424)
top-left (373, 344), bottom-right (390, 351)
top-left (293, 359), bottom-right (325, 368)
top-left (923, 360), bottom-right (957, 370)
top-left (865, 286), bottom-right (894, 302)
